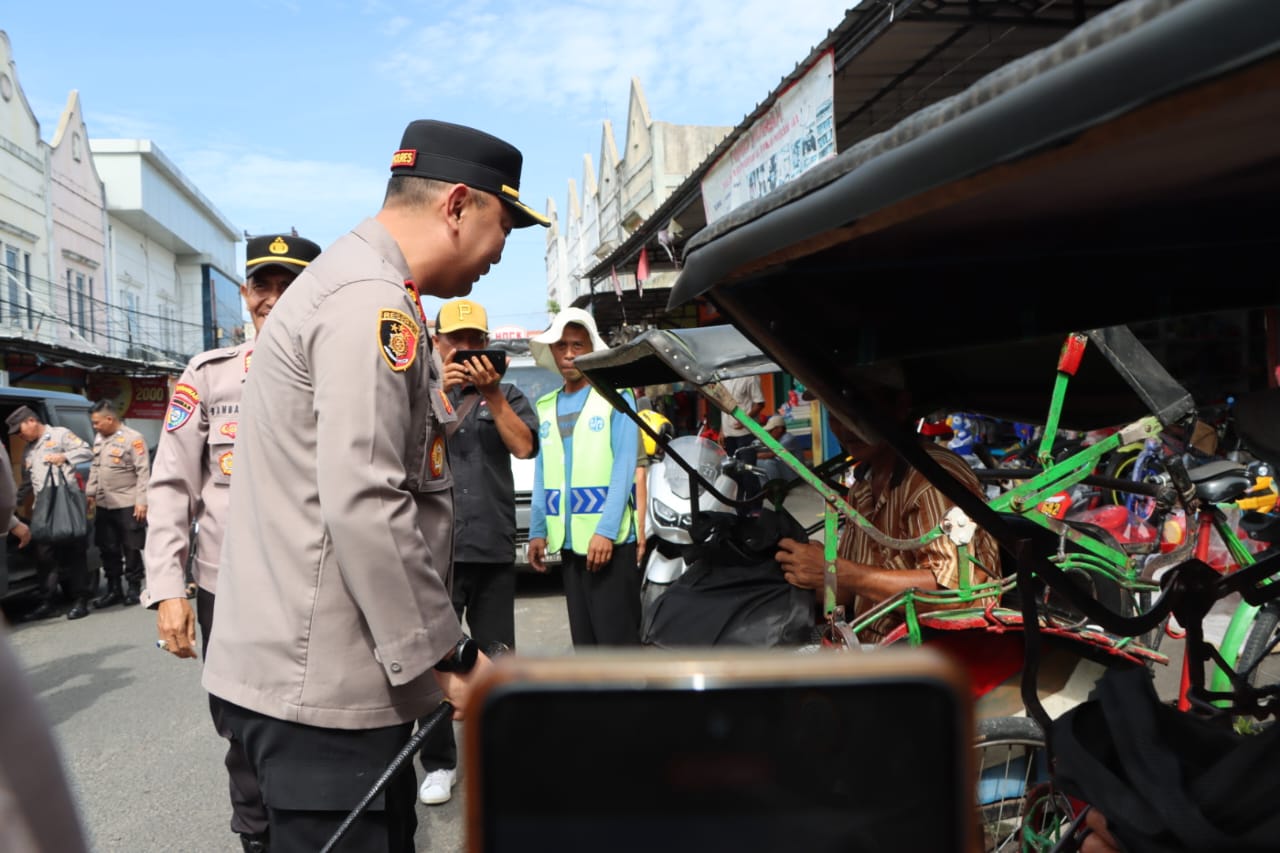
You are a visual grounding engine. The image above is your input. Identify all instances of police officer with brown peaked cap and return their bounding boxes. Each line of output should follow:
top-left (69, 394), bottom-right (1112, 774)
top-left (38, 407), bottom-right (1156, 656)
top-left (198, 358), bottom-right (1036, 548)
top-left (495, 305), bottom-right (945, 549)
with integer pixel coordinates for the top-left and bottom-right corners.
top-left (201, 120), bottom-right (547, 852)
top-left (143, 232), bottom-right (321, 853)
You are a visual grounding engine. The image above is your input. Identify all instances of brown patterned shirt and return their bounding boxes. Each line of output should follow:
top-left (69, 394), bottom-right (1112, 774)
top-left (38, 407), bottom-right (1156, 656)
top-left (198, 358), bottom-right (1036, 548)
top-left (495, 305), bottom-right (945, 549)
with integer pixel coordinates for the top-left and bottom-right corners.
top-left (839, 442), bottom-right (1001, 643)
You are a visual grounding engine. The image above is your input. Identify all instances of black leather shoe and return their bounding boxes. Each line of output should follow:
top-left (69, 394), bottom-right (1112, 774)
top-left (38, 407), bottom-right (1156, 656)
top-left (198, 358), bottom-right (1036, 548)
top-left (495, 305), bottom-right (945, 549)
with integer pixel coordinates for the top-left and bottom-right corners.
top-left (20, 601), bottom-right (59, 622)
top-left (240, 832), bottom-right (269, 853)
top-left (122, 587), bottom-right (141, 606)
top-left (92, 588), bottom-right (123, 609)
top-left (66, 600), bottom-right (90, 620)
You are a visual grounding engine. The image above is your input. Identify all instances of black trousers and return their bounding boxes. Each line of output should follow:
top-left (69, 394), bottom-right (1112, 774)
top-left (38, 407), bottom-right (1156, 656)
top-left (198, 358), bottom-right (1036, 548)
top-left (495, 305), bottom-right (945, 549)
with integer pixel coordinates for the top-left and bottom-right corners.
top-left (198, 589), bottom-right (268, 837)
top-left (220, 701), bottom-right (417, 853)
top-left (95, 506), bottom-right (145, 587)
top-left (32, 537), bottom-right (89, 602)
top-left (562, 541), bottom-right (641, 646)
top-left (419, 561), bottom-right (517, 773)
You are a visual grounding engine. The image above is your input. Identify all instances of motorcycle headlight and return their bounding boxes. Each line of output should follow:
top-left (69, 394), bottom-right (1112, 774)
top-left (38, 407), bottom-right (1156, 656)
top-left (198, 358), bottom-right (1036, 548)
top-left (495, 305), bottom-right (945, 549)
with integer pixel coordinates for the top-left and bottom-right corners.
top-left (651, 498), bottom-right (679, 527)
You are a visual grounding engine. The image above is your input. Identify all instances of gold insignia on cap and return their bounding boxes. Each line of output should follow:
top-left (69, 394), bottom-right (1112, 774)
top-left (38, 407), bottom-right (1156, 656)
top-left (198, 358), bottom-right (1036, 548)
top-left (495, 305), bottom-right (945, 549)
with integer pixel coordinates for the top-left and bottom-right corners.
top-left (501, 184), bottom-right (520, 199)
top-left (392, 149), bottom-right (417, 168)
top-left (269, 237), bottom-right (289, 255)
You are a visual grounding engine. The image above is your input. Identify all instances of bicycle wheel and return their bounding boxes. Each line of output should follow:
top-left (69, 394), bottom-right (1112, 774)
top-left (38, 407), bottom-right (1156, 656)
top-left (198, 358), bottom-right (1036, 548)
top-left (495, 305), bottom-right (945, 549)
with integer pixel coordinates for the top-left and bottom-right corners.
top-left (1104, 450), bottom-right (1139, 505)
top-left (1237, 604), bottom-right (1280, 728)
top-left (975, 717), bottom-right (1061, 852)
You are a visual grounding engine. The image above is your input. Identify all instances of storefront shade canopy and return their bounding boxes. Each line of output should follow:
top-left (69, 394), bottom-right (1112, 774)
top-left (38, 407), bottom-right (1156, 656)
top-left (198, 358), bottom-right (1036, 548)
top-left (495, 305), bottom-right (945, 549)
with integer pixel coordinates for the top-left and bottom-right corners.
top-left (668, 0), bottom-right (1280, 430)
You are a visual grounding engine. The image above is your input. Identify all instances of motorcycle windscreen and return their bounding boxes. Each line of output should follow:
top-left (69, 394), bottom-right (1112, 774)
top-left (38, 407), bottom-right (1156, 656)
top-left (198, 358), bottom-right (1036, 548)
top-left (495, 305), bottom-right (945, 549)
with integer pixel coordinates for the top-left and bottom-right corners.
top-left (661, 436), bottom-right (734, 503)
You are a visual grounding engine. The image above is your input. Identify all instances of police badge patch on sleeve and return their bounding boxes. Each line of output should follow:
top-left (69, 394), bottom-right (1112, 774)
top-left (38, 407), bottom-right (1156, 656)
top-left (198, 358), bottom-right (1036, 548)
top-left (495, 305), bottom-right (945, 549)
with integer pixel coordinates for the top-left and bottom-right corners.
top-left (378, 309), bottom-right (420, 372)
top-left (165, 383), bottom-right (200, 432)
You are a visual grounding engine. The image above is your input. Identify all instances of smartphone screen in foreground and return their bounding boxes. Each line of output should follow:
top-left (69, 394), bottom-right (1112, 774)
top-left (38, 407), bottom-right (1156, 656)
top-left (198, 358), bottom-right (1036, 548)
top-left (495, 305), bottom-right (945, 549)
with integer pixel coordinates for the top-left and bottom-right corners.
top-left (471, 670), bottom-right (969, 853)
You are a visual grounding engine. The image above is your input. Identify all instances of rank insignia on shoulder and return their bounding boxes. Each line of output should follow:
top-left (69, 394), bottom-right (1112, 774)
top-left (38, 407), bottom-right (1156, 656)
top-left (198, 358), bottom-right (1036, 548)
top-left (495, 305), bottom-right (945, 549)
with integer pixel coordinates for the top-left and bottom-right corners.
top-left (132, 439), bottom-right (145, 454)
top-left (165, 383), bottom-right (200, 432)
top-left (378, 309), bottom-right (420, 372)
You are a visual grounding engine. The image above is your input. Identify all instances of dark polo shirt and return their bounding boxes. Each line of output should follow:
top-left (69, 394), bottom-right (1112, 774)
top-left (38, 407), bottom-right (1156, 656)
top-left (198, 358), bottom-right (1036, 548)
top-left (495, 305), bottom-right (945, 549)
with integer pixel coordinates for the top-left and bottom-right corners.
top-left (448, 383), bottom-right (539, 563)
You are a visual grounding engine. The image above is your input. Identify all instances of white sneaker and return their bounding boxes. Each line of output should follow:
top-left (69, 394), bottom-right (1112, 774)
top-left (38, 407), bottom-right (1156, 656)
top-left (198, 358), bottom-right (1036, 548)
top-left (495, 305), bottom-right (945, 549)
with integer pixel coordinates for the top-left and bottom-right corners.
top-left (418, 767), bottom-right (457, 805)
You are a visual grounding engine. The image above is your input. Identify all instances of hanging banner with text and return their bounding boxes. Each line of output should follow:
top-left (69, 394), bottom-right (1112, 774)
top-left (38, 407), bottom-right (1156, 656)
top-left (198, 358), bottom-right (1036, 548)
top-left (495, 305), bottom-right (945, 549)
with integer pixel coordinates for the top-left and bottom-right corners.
top-left (701, 50), bottom-right (836, 225)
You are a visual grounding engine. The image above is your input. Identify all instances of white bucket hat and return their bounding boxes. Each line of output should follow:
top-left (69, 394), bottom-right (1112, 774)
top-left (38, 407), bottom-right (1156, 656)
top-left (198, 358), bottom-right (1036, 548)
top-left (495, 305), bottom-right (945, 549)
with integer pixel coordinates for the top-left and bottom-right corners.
top-left (529, 307), bottom-right (608, 374)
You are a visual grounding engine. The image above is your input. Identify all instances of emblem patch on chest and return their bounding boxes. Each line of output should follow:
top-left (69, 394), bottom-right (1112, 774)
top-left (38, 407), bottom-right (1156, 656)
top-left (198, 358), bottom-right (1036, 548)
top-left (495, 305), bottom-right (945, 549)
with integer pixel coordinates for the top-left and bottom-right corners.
top-left (219, 422), bottom-right (237, 439)
top-left (429, 435), bottom-right (446, 478)
top-left (165, 383), bottom-right (200, 432)
top-left (378, 309), bottom-right (420, 372)
top-left (218, 450), bottom-right (233, 477)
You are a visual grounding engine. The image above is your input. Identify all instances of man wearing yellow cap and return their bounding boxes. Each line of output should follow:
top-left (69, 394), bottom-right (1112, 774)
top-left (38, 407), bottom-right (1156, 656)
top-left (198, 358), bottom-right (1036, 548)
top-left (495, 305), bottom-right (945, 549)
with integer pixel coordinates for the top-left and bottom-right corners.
top-left (415, 298), bottom-right (538, 806)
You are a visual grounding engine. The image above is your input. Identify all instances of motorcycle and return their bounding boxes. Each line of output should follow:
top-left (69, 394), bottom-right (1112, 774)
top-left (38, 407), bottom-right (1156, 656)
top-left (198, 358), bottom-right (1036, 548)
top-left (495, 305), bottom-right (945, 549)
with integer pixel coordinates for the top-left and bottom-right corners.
top-left (639, 434), bottom-right (816, 648)
top-left (639, 434), bottom-right (738, 616)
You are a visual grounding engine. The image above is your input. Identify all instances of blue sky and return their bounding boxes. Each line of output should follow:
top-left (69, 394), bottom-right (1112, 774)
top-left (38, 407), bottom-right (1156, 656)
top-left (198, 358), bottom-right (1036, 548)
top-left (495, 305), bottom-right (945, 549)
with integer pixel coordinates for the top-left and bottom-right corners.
top-left (3, 1), bottom-right (850, 332)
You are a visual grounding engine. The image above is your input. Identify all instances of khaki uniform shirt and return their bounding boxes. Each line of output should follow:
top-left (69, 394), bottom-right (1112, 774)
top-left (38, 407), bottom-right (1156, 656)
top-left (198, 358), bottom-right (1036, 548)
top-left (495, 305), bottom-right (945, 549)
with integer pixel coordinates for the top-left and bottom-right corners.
top-left (142, 341), bottom-right (253, 604)
top-left (22, 426), bottom-right (92, 496)
top-left (86, 424), bottom-right (150, 510)
top-left (202, 218), bottom-right (462, 729)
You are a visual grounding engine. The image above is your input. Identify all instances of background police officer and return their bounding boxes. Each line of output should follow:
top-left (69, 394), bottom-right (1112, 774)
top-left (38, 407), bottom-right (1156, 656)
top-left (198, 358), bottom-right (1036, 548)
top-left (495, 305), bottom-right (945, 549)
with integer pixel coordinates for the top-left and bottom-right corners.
top-left (6, 405), bottom-right (94, 620)
top-left (86, 399), bottom-right (151, 608)
top-left (143, 232), bottom-right (321, 853)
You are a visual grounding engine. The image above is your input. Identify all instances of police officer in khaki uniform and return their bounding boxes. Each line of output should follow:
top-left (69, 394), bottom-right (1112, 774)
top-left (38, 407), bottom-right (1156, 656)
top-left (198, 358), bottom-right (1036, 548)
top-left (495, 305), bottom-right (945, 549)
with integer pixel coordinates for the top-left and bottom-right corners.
top-left (143, 232), bottom-right (321, 853)
top-left (85, 399), bottom-right (151, 608)
top-left (6, 405), bottom-right (94, 620)
top-left (201, 120), bottom-right (549, 852)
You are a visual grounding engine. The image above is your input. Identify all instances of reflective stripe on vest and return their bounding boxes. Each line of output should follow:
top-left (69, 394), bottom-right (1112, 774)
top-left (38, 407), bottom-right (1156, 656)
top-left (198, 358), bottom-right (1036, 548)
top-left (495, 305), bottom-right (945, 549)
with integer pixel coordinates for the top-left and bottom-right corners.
top-left (536, 387), bottom-right (633, 554)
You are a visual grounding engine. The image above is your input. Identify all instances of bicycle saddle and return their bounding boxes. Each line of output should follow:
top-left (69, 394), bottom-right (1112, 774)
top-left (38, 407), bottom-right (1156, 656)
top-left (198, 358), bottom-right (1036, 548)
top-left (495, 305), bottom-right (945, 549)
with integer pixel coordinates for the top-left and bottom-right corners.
top-left (1185, 459), bottom-right (1253, 504)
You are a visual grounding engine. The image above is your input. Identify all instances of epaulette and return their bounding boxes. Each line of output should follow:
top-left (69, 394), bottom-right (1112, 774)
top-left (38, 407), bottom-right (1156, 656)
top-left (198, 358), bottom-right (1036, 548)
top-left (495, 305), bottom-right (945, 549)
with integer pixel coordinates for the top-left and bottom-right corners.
top-left (186, 343), bottom-right (246, 370)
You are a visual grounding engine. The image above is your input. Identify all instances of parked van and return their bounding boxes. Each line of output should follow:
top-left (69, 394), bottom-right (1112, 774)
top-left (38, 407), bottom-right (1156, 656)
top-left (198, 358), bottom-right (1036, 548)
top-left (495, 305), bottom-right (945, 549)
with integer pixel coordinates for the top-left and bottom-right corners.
top-left (0, 387), bottom-right (101, 601)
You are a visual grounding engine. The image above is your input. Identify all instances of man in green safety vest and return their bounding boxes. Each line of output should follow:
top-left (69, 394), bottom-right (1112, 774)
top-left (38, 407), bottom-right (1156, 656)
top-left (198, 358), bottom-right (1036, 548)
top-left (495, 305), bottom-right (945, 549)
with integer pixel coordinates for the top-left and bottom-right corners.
top-left (528, 308), bottom-right (642, 646)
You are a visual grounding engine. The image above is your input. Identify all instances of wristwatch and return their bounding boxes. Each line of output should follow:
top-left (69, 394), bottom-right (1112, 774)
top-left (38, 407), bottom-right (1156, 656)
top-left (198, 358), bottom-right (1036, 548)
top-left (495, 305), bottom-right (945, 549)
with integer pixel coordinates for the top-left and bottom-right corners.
top-left (434, 636), bottom-right (479, 673)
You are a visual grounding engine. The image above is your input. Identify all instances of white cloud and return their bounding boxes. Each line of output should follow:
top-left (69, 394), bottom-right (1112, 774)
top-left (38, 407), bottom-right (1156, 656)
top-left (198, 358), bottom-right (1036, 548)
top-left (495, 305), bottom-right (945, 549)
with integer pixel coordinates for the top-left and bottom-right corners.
top-left (380, 0), bottom-right (850, 124)
top-left (82, 110), bottom-right (168, 141)
top-left (168, 143), bottom-right (387, 245)
top-left (382, 14), bottom-right (412, 36)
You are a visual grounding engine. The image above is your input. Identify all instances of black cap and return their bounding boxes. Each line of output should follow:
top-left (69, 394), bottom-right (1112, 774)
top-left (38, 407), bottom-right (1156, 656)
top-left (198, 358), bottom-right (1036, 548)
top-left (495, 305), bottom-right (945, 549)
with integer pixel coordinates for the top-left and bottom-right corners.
top-left (245, 234), bottom-right (323, 280)
top-left (390, 120), bottom-right (549, 229)
top-left (6, 405), bottom-right (37, 435)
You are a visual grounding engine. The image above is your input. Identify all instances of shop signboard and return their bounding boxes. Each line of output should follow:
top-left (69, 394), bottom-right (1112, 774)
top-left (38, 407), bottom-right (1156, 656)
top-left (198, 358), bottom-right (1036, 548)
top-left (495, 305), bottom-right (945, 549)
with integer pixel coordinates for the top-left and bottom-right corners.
top-left (701, 50), bottom-right (836, 224)
top-left (85, 375), bottom-right (172, 420)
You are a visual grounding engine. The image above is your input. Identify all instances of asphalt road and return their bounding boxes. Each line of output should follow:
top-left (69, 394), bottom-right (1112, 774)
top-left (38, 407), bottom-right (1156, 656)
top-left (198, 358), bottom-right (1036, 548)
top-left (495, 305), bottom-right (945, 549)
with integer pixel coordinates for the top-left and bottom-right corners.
top-left (2, 572), bottom-right (572, 853)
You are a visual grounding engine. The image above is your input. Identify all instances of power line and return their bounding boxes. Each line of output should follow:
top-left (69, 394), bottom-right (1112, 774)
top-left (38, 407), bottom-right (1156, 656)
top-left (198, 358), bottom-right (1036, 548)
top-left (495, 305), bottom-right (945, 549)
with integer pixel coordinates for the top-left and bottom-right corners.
top-left (3, 267), bottom-right (211, 332)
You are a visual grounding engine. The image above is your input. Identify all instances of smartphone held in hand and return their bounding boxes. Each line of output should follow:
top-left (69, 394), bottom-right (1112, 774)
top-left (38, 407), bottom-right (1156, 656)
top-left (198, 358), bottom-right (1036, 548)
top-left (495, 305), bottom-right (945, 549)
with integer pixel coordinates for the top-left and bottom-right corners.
top-left (451, 349), bottom-right (509, 377)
